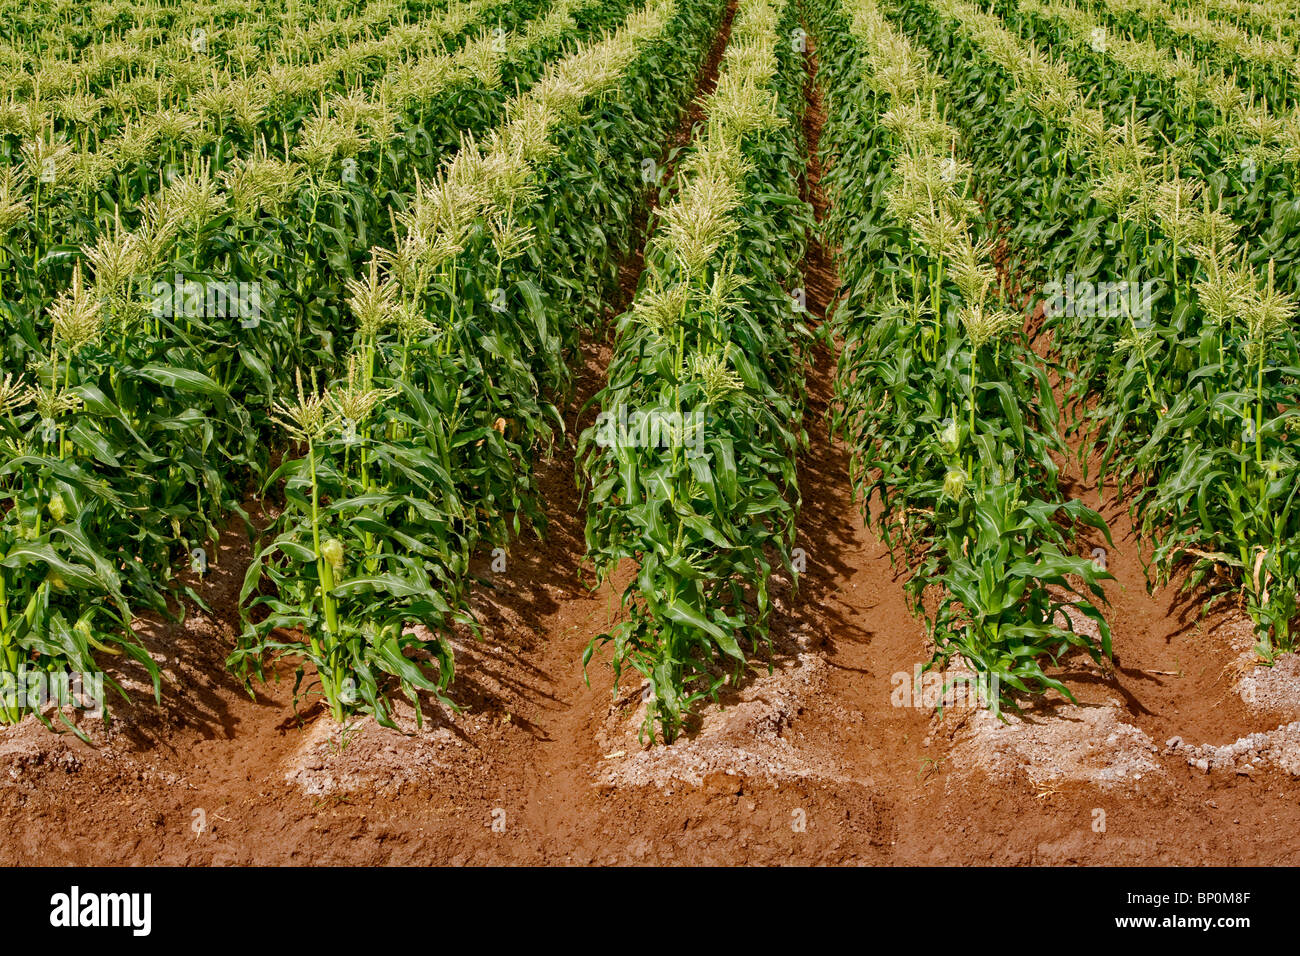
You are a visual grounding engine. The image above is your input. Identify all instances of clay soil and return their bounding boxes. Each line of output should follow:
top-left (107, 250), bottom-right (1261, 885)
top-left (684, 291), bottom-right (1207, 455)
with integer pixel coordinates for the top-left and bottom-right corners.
top-left (2, 19), bottom-right (1299, 868)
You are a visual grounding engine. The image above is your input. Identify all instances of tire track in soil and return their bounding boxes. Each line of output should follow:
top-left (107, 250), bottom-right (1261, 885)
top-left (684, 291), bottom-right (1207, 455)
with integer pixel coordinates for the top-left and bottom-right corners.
top-left (777, 22), bottom-right (936, 854)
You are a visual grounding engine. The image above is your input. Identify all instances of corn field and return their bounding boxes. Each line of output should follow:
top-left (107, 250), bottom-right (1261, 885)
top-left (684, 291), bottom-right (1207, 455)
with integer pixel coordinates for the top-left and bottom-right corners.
top-left (0, 0), bottom-right (1297, 753)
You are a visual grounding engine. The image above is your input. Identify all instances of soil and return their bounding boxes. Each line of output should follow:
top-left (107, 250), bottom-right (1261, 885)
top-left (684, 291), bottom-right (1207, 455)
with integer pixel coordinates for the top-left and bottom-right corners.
top-left (2, 14), bottom-right (1299, 868)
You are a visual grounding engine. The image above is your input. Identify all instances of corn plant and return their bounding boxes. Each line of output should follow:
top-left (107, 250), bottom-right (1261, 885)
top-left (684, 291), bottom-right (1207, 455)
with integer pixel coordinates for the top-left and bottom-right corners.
top-left (233, 360), bottom-right (468, 725)
top-left (0, 363), bottom-right (162, 732)
top-left (580, 0), bottom-right (813, 742)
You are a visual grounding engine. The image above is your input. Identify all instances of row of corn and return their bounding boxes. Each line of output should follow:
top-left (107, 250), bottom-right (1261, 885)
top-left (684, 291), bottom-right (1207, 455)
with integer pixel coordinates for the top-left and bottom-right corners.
top-left (578, 0), bottom-right (813, 741)
top-left (812, 0), bottom-right (1112, 712)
